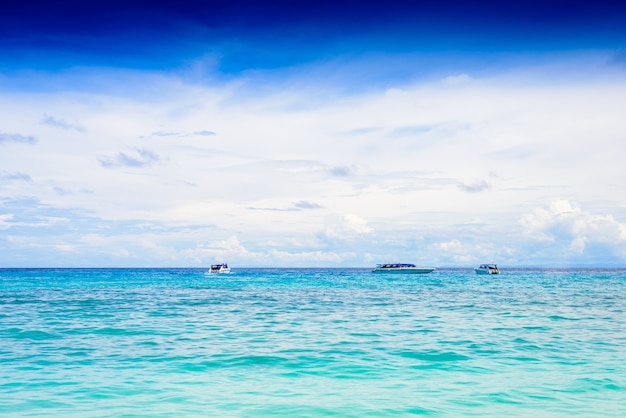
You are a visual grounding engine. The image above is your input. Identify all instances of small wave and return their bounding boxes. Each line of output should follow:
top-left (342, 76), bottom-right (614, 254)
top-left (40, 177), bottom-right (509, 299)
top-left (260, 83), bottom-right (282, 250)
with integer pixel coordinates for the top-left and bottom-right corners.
top-left (548, 315), bottom-right (582, 321)
top-left (397, 349), bottom-right (471, 362)
top-left (13, 330), bottom-right (60, 340)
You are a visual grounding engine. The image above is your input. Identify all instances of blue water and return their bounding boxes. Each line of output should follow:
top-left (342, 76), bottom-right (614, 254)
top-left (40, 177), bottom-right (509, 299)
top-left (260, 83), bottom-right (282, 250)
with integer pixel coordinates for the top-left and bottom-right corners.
top-left (1, 268), bottom-right (625, 417)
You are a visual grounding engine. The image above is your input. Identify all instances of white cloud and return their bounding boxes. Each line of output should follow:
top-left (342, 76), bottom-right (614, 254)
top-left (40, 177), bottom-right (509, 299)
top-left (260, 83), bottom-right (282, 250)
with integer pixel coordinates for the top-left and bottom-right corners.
top-left (181, 236), bottom-right (354, 266)
top-left (427, 238), bottom-right (504, 265)
top-left (430, 239), bottom-right (464, 251)
top-left (321, 214), bottom-right (374, 240)
top-left (520, 199), bottom-right (626, 259)
top-left (182, 236), bottom-right (249, 264)
top-left (442, 73), bottom-right (471, 85)
top-left (429, 239), bottom-right (471, 263)
top-left (1, 53), bottom-right (626, 266)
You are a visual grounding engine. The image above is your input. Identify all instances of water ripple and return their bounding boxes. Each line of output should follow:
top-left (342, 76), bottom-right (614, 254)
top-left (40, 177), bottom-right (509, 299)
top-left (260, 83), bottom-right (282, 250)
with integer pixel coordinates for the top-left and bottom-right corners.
top-left (1, 268), bottom-right (625, 416)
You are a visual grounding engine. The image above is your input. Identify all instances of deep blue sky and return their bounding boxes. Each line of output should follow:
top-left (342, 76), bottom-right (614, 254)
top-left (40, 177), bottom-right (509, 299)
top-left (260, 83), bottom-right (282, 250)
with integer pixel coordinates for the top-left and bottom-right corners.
top-left (2, 0), bottom-right (626, 72)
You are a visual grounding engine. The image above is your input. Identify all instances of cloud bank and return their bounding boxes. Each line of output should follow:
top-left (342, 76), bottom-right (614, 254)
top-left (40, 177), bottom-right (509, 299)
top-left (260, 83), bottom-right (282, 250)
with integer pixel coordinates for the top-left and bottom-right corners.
top-left (1, 3), bottom-right (626, 267)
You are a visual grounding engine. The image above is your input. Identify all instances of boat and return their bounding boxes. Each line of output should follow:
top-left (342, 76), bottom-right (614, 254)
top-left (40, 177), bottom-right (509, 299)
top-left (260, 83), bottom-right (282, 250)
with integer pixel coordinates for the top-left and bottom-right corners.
top-left (371, 263), bottom-right (435, 274)
top-left (208, 263), bottom-right (231, 274)
top-left (474, 264), bottom-right (500, 274)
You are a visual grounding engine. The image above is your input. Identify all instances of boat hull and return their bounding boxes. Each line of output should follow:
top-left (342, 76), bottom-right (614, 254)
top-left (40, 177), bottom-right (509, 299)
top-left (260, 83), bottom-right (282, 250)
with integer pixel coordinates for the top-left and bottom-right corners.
top-left (208, 268), bottom-right (231, 274)
top-left (474, 264), bottom-right (500, 274)
top-left (474, 269), bottom-right (497, 274)
top-left (208, 264), bottom-right (231, 274)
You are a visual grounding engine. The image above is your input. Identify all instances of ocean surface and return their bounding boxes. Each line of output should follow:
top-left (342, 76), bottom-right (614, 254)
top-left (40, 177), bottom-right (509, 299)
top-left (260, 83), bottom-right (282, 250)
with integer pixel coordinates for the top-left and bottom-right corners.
top-left (1, 268), bottom-right (625, 417)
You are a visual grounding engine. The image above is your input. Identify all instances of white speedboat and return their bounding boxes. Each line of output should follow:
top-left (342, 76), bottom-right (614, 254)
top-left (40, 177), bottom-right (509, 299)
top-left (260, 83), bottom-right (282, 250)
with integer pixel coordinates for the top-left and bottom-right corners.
top-left (208, 263), bottom-right (231, 274)
top-left (372, 263), bottom-right (435, 274)
top-left (474, 264), bottom-right (500, 274)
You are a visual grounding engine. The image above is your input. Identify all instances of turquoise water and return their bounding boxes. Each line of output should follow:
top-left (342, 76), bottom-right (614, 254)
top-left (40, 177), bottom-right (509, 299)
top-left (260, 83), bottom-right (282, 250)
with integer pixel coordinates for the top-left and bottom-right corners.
top-left (1, 268), bottom-right (625, 417)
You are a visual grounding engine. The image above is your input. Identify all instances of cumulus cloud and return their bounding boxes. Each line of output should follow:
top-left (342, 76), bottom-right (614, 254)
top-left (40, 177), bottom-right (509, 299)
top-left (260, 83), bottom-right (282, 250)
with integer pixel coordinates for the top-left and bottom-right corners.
top-left (520, 199), bottom-right (579, 242)
top-left (0, 133), bottom-right (37, 145)
top-left (321, 214), bottom-right (373, 240)
top-left (179, 236), bottom-right (246, 263)
top-left (99, 148), bottom-right (161, 168)
top-left (430, 239), bottom-right (464, 252)
top-left (428, 237), bottom-right (506, 265)
top-left (428, 239), bottom-right (474, 263)
top-left (520, 199), bottom-right (626, 256)
top-left (182, 236), bottom-right (349, 266)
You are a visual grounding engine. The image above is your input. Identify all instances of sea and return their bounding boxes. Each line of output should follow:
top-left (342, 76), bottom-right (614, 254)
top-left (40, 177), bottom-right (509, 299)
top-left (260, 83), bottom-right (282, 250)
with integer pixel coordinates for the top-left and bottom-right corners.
top-left (1, 268), bottom-right (625, 417)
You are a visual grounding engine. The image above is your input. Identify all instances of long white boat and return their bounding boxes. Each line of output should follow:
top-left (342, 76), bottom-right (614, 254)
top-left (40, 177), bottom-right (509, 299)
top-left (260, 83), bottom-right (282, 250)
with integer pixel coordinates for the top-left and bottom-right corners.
top-left (208, 263), bottom-right (231, 274)
top-left (372, 263), bottom-right (435, 274)
top-left (474, 264), bottom-right (500, 274)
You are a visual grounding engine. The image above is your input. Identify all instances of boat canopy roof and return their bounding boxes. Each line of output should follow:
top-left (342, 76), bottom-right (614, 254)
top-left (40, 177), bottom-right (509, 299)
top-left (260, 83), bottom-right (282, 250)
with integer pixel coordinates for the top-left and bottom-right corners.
top-left (378, 263), bottom-right (417, 268)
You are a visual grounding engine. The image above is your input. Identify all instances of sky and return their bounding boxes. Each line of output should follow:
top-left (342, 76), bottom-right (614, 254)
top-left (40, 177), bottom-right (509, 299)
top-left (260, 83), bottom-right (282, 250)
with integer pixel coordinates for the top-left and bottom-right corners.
top-left (1, 0), bottom-right (626, 267)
